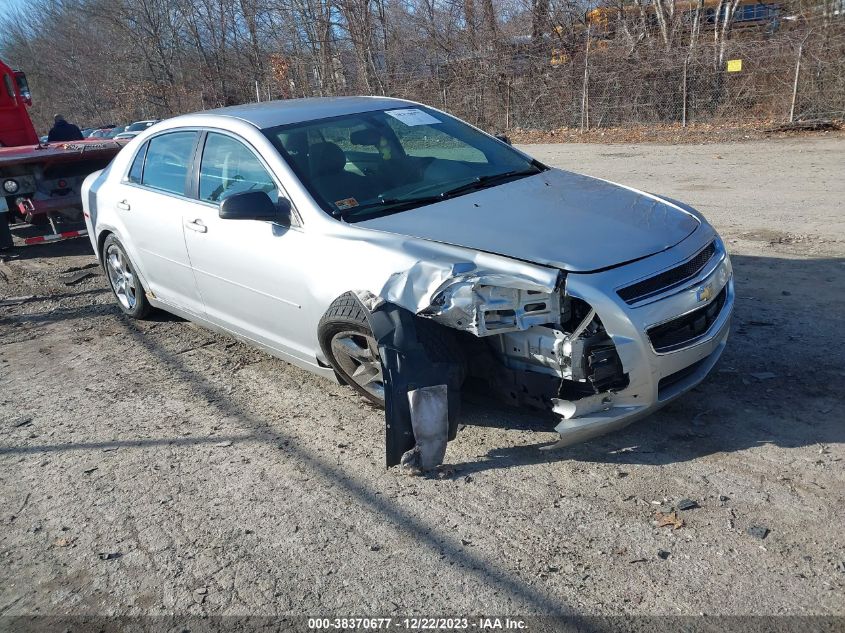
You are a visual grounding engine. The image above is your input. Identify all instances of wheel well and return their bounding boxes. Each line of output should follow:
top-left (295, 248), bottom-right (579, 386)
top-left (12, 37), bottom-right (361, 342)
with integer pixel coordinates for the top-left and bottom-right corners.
top-left (96, 230), bottom-right (112, 264)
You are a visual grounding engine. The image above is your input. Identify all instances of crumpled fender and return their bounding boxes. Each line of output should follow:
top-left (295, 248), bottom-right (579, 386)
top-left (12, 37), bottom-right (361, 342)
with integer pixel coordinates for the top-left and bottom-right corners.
top-left (376, 260), bottom-right (560, 313)
top-left (362, 260), bottom-right (562, 339)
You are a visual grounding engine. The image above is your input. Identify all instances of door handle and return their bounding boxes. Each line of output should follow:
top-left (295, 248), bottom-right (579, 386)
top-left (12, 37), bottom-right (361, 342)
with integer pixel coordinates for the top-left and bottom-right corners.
top-left (116, 200), bottom-right (130, 211)
top-left (184, 219), bottom-right (207, 233)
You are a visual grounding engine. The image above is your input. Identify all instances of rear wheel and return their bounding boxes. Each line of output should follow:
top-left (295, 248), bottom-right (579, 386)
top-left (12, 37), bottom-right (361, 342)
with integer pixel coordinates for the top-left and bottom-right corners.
top-left (103, 234), bottom-right (151, 319)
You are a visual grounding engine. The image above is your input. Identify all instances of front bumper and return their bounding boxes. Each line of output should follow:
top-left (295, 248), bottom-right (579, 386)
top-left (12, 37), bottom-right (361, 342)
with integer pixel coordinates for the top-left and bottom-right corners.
top-left (547, 232), bottom-right (734, 448)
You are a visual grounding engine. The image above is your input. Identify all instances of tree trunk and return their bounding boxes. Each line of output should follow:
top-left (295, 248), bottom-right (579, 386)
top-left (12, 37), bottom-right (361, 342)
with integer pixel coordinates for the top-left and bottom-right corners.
top-left (464, 0), bottom-right (477, 50)
top-left (531, 0), bottom-right (550, 41)
top-left (653, 0), bottom-right (675, 49)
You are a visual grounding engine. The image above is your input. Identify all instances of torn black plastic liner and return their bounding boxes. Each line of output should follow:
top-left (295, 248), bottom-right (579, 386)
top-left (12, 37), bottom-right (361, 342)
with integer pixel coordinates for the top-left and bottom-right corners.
top-left (368, 302), bottom-right (462, 468)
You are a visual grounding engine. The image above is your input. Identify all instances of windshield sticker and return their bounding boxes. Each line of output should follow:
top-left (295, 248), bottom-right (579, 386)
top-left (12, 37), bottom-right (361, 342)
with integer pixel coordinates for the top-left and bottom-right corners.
top-left (385, 108), bottom-right (441, 127)
top-left (334, 197), bottom-right (359, 210)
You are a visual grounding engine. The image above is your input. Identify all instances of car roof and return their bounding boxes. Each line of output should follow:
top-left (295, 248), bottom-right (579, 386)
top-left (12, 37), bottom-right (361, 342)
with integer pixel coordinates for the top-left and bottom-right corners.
top-left (190, 96), bottom-right (414, 130)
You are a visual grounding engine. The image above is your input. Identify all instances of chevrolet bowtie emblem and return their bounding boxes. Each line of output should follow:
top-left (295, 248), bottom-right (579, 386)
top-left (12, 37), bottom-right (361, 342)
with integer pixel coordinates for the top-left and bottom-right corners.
top-left (696, 284), bottom-right (714, 302)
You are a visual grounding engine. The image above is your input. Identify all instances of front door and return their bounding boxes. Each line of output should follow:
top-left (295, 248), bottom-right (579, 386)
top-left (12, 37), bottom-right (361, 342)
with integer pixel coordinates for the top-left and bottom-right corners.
top-left (182, 132), bottom-right (313, 362)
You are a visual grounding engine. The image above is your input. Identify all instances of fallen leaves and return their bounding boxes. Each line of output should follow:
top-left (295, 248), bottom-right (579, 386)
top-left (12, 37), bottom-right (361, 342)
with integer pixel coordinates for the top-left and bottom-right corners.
top-left (655, 510), bottom-right (685, 530)
top-left (508, 121), bottom-right (845, 146)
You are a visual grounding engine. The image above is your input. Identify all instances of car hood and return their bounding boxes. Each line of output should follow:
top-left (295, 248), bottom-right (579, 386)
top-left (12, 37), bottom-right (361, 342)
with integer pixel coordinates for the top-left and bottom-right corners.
top-left (357, 169), bottom-right (700, 272)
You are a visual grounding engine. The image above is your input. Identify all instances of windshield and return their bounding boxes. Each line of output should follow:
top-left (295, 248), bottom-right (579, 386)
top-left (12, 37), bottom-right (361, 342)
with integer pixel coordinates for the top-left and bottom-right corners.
top-left (262, 106), bottom-right (543, 221)
top-left (14, 72), bottom-right (31, 101)
top-left (127, 121), bottom-right (153, 132)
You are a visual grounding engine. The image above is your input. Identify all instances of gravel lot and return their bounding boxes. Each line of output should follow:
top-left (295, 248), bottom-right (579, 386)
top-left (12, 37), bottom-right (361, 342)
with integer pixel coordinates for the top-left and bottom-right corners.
top-left (1, 137), bottom-right (843, 619)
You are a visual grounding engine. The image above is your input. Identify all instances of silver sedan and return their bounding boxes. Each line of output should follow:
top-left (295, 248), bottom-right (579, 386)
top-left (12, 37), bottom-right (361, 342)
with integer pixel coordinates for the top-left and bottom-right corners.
top-left (82, 97), bottom-right (733, 465)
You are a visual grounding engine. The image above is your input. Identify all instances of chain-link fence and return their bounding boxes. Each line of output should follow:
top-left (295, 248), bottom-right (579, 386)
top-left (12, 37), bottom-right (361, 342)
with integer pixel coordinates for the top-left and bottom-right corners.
top-left (4, 0), bottom-right (843, 136)
top-left (285, 27), bottom-right (845, 133)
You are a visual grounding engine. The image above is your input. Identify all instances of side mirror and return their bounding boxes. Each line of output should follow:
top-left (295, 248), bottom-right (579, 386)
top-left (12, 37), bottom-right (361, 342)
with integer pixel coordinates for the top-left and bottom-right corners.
top-left (494, 133), bottom-right (512, 145)
top-left (219, 191), bottom-right (291, 223)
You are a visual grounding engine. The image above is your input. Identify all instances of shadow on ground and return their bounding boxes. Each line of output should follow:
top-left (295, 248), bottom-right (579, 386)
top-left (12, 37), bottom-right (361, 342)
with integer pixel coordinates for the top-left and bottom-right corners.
top-left (3, 253), bottom-right (843, 477)
top-left (3, 221), bottom-right (90, 261)
top-left (2, 250), bottom-right (843, 614)
top-left (451, 252), bottom-right (845, 473)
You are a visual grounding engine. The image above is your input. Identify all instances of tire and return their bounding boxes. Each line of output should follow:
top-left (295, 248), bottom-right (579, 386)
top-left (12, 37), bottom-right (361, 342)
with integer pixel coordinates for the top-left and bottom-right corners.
top-left (102, 234), bottom-right (151, 319)
top-left (318, 292), bottom-right (466, 407)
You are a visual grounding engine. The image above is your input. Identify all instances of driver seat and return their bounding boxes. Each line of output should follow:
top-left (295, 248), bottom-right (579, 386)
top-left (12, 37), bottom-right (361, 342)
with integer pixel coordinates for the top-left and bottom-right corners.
top-left (309, 142), bottom-right (370, 205)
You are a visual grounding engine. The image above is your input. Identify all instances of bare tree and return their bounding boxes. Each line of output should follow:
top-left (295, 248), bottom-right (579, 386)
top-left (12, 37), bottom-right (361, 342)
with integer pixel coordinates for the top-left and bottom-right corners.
top-left (712, 0), bottom-right (743, 68)
top-left (0, 0), bottom-right (841, 134)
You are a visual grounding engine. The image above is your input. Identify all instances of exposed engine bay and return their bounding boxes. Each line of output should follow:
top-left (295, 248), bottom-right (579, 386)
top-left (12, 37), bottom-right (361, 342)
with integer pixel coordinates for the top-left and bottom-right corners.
top-left (412, 275), bottom-right (629, 412)
top-left (486, 293), bottom-right (628, 400)
top-left (366, 266), bottom-right (633, 468)
top-left (362, 237), bottom-right (732, 470)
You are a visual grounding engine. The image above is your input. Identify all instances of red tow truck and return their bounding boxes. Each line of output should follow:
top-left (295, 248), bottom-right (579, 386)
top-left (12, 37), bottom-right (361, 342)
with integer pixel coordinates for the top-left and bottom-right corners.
top-left (0, 58), bottom-right (126, 247)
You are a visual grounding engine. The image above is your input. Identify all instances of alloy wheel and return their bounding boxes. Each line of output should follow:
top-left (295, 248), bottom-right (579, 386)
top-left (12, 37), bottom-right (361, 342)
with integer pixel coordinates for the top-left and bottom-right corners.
top-left (105, 244), bottom-right (138, 310)
top-left (329, 330), bottom-right (384, 401)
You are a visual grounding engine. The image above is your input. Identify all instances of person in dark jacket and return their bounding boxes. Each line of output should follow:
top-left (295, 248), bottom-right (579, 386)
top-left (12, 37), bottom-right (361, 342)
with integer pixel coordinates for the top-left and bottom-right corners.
top-left (47, 114), bottom-right (84, 142)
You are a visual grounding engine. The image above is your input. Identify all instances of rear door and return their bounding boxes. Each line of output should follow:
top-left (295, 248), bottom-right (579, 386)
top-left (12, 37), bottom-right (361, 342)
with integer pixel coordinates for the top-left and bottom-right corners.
top-left (115, 131), bottom-right (204, 315)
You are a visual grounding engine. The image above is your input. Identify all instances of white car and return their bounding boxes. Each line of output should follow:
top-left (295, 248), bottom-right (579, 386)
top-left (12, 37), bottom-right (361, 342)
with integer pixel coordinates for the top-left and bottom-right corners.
top-left (112, 119), bottom-right (158, 140)
top-left (82, 97), bottom-right (733, 466)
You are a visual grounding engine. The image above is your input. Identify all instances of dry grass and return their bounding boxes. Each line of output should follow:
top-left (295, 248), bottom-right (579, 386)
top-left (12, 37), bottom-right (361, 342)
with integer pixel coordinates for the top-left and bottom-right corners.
top-left (509, 120), bottom-right (845, 144)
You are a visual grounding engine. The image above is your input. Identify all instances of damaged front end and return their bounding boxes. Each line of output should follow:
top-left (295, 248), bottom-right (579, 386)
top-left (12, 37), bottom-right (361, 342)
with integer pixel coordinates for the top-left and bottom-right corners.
top-left (364, 259), bottom-right (632, 468)
top-left (359, 240), bottom-right (733, 468)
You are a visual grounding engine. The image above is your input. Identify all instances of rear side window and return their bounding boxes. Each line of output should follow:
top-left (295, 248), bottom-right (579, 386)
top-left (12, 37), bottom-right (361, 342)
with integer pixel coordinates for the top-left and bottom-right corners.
top-left (140, 131), bottom-right (197, 195)
top-left (128, 142), bottom-right (148, 184)
top-left (199, 133), bottom-right (277, 203)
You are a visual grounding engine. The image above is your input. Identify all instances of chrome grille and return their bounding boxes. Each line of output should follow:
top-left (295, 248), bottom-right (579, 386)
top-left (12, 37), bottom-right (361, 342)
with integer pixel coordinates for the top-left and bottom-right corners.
top-left (618, 241), bottom-right (716, 304)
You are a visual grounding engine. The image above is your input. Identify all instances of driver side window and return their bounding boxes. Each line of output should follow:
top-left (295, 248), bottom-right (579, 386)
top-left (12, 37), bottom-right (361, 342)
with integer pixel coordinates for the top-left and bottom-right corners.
top-left (199, 133), bottom-right (278, 203)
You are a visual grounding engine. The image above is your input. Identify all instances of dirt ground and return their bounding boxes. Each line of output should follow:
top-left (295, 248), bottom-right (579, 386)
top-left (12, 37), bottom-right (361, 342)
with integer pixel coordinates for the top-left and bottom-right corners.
top-left (0, 137), bottom-right (843, 620)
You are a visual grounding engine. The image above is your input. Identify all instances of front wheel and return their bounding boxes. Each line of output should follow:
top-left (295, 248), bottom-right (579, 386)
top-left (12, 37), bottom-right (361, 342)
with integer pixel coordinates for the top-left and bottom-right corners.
top-left (318, 293), bottom-right (467, 407)
top-left (103, 234), bottom-right (151, 319)
top-left (319, 294), bottom-right (385, 406)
